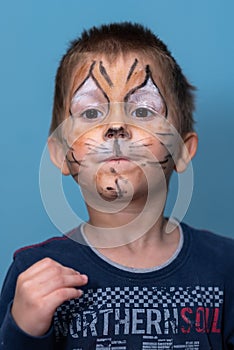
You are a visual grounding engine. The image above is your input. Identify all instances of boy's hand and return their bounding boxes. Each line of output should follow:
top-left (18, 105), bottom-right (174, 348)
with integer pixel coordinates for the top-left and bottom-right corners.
top-left (11, 258), bottom-right (88, 337)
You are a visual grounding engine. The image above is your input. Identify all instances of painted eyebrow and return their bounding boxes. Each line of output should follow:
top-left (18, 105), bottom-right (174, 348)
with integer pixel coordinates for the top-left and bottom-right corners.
top-left (124, 65), bottom-right (168, 118)
top-left (126, 58), bottom-right (138, 82)
top-left (99, 61), bottom-right (113, 87)
top-left (73, 61), bottom-right (97, 95)
top-left (70, 61), bottom-right (110, 115)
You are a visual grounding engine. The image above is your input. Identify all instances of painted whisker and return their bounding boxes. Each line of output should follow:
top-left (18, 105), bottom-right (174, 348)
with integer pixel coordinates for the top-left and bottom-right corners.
top-left (147, 158), bottom-right (169, 165)
top-left (84, 142), bottom-right (109, 150)
top-left (86, 149), bottom-right (111, 154)
top-left (155, 132), bottom-right (174, 136)
top-left (88, 151), bottom-right (113, 157)
top-left (127, 153), bottom-right (146, 159)
top-left (129, 143), bottom-right (153, 148)
top-left (131, 137), bottom-right (153, 144)
top-left (85, 138), bottom-right (102, 144)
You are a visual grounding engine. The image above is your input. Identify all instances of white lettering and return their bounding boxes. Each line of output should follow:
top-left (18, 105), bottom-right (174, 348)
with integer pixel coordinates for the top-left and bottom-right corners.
top-left (147, 309), bottom-right (162, 334)
top-left (83, 310), bottom-right (97, 337)
top-left (132, 309), bottom-right (145, 334)
top-left (115, 309), bottom-right (130, 335)
top-left (99, 309), bottom-right (113, 335)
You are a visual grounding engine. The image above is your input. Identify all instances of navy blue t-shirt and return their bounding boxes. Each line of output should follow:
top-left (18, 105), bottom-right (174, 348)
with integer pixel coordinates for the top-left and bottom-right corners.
top-left (0, 222), bottom-right (234, 349)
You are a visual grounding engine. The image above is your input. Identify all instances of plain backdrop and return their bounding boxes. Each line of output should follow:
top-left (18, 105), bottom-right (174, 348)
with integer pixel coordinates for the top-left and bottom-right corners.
top-left (0, 0), bottom-right (233, 287)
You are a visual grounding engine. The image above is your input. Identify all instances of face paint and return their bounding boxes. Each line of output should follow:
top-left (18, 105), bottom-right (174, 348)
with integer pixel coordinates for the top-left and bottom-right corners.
top-left (125, 77), bottom-right (166, 117)
top-left (69, 61), bottom-right (168, 133)
top-left (70, 76), bottom-right (109, 122)
top-left (126, 58), bottom-right (138, 82)
top-left (99, 61), bottom-right (113, 87)
top-left (61, 56), bottom-right (177, 204)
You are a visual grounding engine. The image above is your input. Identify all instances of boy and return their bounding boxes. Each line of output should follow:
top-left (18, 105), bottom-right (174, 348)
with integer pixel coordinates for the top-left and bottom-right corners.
top-left (0, 22), bottom-right (234, 349)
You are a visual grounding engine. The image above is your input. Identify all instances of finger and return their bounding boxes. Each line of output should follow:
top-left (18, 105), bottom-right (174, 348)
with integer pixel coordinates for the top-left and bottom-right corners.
top-left (42, 287), bottom-right (85, 315)
top-left (16, 259), bottom-right (88, 298)
top-left (37, 272), bottom-right (88, 295)
top-left (22, 258), bottom-right (60, 277)
top-left (21, 258), bottom-right (83, 280)
top-left (34, 273), bottom-right (88, 296)
top-left (17, 270), bottom-right (88, 299)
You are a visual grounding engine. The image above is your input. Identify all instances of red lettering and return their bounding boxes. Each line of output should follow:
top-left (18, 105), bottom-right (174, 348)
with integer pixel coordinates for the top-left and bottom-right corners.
top-left (205, 307), bottom-right (211, 332)
top-left (195, 307), bottom-right (206, 333)
top-left (181, 307), bottom-right (221, 334)
top-left (211, 308), bottom-right (221, 333)
top-left (181, 308), bottom-right (192, 334)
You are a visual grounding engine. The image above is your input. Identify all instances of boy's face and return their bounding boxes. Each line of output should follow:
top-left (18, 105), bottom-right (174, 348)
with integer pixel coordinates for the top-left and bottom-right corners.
top-left (51, 54), bottom-right (192, 206)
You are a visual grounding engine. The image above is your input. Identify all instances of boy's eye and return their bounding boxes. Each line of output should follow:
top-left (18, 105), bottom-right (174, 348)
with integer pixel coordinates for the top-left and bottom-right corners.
top-left (132, 107), bottom-right (155, 119)
top-left (81, 108), bottom-right (103, 119)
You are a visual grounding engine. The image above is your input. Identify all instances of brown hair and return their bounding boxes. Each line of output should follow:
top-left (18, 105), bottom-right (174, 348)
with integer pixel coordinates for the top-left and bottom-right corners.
top-left (50, 22), bottom-right (195, 137)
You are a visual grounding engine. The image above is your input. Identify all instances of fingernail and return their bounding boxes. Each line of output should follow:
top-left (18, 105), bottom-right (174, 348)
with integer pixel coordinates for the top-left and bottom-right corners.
top-left (81, 274), bottom-right (88, 282)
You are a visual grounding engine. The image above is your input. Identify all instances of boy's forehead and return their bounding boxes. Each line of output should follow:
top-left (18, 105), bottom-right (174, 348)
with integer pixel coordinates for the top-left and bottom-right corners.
top-left (71, 54), bottom-right (163, 100)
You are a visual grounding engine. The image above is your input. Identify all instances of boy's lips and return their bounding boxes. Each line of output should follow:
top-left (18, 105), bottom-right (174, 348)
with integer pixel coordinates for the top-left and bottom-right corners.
top-left (101, 156), bottom-right (131, 163)
top-left (97, 155), bottom-right (140, 174)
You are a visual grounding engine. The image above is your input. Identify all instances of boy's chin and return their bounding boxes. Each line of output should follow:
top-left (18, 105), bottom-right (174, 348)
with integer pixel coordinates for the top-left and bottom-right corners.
top-left (78, 160), bottom-right (167, 209)
top-left (97, 162), bottom-right (148, 196)
top-left (80, 172), bottom-right (147, 207)
top-left (95, 174), bottom-right (135, 202)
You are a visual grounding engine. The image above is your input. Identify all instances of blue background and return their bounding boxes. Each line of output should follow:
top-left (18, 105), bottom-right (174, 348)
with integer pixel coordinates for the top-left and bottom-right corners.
top-left (0, 0), bottom-right (234, 287)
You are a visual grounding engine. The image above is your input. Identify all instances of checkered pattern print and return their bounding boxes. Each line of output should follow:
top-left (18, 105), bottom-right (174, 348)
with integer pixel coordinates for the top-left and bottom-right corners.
top-left (56, 285), bottom-right (223, 314)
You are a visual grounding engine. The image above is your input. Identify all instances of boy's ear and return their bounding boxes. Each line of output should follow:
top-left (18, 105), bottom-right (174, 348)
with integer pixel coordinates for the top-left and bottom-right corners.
top-left (174, 132), bottom-right (198, 173)
top-left (47, 137), bottom-right (70, 175)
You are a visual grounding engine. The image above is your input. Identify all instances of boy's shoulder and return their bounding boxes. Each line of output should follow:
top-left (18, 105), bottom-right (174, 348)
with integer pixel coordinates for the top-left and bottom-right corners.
top-left (182, 222), bottom-right (234, 268)
top-left (14, 233), bottom-right (76, 258)
top-left (13, 228), bottom-right (86, 272)
top-left (14, 235), bottom-right (68, 257)
top-left (182, 221), bottom-right (234, 247)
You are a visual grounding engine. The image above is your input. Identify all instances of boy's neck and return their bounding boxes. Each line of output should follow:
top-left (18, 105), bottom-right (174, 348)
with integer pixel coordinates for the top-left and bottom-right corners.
top-left (83, 211), bottom-right (181, 269)
top-left (84, 199), bottom-right (176, 249)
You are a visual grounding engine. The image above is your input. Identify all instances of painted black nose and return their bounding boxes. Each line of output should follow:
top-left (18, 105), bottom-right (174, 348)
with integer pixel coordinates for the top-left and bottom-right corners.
top-left (104, 126), bottom-right (130, 139)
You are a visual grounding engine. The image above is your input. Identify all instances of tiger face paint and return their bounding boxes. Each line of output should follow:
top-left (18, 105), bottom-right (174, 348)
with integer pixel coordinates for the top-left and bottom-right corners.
top-left (68, 57), bottom-right (168, 133)
top-left (57, 54), bottom-right (178, 205)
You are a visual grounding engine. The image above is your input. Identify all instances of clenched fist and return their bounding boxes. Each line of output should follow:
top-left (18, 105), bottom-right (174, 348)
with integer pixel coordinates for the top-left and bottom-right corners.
top-left (11, 258), bottom-right (88, 337)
